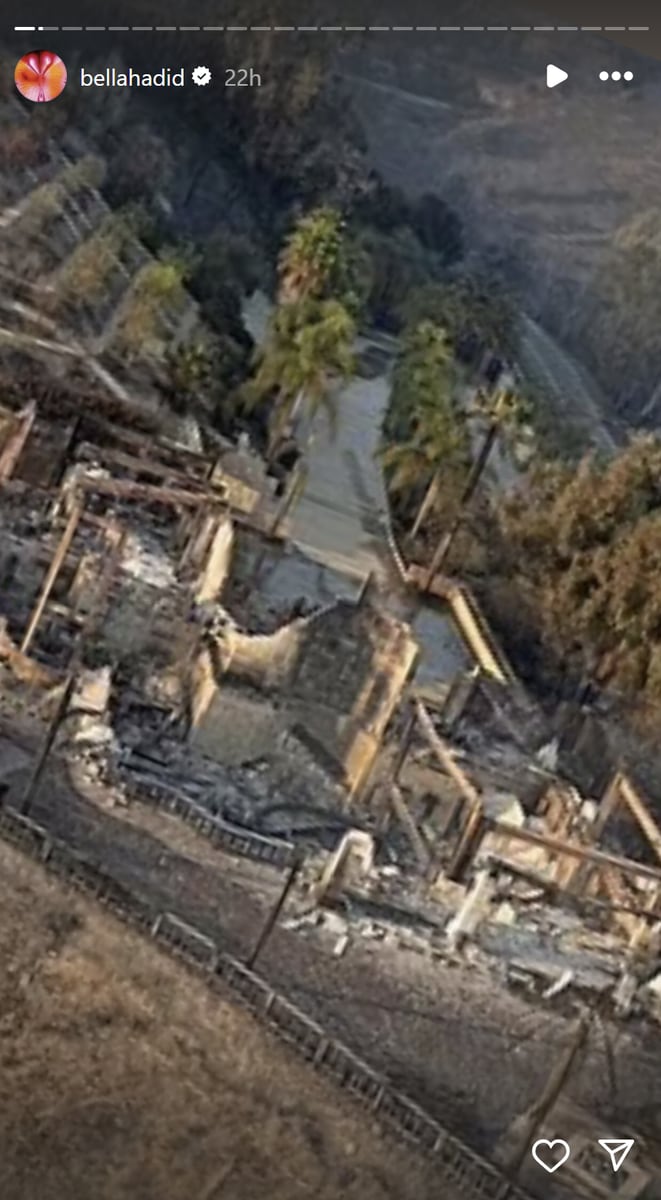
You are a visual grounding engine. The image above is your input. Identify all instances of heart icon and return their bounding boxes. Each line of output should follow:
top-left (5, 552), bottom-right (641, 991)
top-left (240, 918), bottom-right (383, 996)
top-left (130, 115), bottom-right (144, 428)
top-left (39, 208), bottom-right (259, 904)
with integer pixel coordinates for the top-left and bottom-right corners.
top-left (531, 1139), bottom-right (571, 1174)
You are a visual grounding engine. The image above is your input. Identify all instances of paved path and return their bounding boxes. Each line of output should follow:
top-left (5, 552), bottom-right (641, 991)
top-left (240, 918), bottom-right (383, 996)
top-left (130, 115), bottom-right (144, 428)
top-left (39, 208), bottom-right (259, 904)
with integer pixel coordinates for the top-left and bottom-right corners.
top-left (291, 337), bottom-right (395, 583)
top-left (244, 293), bottom-right (470, 685)
top-left (244, 295), bottom-right (391, 581)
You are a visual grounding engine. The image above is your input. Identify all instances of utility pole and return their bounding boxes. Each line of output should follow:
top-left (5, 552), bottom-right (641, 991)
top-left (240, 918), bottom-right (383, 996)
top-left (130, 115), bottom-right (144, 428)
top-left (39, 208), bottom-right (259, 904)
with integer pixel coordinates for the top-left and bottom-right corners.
top-left (247, 858), bottom-right (301, 969)
top-left (505, 1009), bottom-right (592, 1178)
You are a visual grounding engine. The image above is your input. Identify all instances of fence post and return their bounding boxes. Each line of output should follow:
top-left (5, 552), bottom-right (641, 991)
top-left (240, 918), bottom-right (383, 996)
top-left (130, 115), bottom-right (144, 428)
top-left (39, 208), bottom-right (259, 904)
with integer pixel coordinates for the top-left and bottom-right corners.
top-left (247, 857), bottom-right (301, 969)
top-left (18, 671), bottom-right (76, 815)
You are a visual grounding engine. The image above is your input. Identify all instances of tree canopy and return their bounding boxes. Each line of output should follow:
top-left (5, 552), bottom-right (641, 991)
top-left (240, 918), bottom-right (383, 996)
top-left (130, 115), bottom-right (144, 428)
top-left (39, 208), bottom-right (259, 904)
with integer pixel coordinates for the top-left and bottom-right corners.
top-left (278, 207), bottom-right (346, 304)
top-left (381, 321), bottom-right (468, 533)
top-left (580, 209), bottom-right (661, 419)
top-left (401, 275), bottom-right (518, 361)
top-left (246, 296), bottom-right (355, 454)
top-left (499, 437), bottom-right (661, 704)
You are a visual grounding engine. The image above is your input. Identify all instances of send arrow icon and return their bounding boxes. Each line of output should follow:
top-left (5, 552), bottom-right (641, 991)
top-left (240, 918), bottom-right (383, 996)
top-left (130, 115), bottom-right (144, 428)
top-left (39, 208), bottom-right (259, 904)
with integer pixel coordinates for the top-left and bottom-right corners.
top-left (546, 64), bottom-right (568, 88)
top-left (598, 1139), bottom-right (635, 1172)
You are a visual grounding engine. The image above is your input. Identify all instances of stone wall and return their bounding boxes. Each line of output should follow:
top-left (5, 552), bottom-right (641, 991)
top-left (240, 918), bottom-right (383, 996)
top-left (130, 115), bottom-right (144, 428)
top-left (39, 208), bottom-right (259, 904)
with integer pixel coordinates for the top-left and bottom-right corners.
top-left (190, 677), bottom-right (287, 767)
top-left (195, 515), bottom-right (234, 605)
top-left (190, 595), bottom-right (419, 796)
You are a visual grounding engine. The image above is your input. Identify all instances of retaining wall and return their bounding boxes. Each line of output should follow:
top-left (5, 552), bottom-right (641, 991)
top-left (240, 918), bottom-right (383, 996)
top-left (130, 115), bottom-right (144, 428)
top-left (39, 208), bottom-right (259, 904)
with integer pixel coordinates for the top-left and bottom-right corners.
top-left (441, 583), bottom-right (516, 685)
top-left (382, 492), bottom-right (515, 687)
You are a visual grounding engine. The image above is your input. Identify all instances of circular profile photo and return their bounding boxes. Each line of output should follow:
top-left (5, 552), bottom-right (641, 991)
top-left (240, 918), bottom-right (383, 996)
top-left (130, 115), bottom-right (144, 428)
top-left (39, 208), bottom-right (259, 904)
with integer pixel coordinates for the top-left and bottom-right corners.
top-left (15, 50), bottom-right (67, 103)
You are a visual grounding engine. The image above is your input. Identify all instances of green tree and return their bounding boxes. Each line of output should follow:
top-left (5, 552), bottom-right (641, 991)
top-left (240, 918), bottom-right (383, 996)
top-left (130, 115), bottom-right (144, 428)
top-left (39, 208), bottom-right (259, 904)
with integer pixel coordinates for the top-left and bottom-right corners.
top-left (192, 230), bottom-right (261, 305)
top-left (424, 387), bottom-right (527, 586)
top-left (54, 208), bottom-right (137, 309)
top-left (410, 193), bottom-right (464, 265)
top-left (499, 437), bottom-right (661, 704)
top-left (113, 253), bottom-right (189, 361)
top-left (278, 206), bottom-right (346, 304)
top-left (358, 226), bottom-right (431, 330)
top-left (61, 155), bottom-right (106, 193)
top-left (402, 276), bottom-right (518, 362)
top-left (16, 156), bottom-right (104, 238)
top-left (382, 321), bottom-right (467, 538)
top-left (0, 123), bottom-right (49, 172)
top-left (165, 336), bottom-right (216, 402)
top-left (247, 296), bottom-right (355, 456)
top-left (187, 230), bottom-right (260, 363)
top-left (105, 123), bottom-right (174, 207)
top-left (352, 178), bottom-right (411, 233)
top-left (583, 210), bottom-right (661, 415)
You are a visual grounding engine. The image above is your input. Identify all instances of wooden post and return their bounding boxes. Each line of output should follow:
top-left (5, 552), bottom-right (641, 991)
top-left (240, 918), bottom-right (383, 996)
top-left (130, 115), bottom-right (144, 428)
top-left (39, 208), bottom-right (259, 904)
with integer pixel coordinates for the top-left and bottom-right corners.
top-left (570, 770), bottom-right (623, 896)
top-left (505, 1010), bottom-right (591, 1177)
top-left (414, 700), bottom-right (482, 808)
top-left (21, 499), bottom-right (83, 654)
top-left (394, 707), bottom-right (417, 784)
top-left (373, 707), bottom-right (416, 836)
top-left (390, 783), bottom-right (430, 871)
top-left (179, 505), bottom-right (215, 576)
top-left (592, 771), bottom-right (624, 843)
top-left (18, 671), bottom-right (76, 815)
top-left (52, 413), bottom-right (83, 490)
top-left (247, 859), bottom-right (300, 969)
top-left (447, 807), bottom-right (488, 883)
top-left (0, 401), bottom-right (36, 483)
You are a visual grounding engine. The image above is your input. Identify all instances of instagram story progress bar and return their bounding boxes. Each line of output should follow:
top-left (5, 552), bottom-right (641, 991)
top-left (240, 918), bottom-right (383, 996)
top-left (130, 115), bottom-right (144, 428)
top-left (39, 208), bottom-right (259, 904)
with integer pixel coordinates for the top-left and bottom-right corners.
top-left (12, 22), bottom-right (652, 32)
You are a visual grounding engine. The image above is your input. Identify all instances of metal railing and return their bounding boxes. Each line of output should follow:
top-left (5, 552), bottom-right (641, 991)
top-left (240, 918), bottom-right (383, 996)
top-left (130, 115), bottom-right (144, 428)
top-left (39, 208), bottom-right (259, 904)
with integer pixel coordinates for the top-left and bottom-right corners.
top-left (121, 768), bottom-right (298, 868)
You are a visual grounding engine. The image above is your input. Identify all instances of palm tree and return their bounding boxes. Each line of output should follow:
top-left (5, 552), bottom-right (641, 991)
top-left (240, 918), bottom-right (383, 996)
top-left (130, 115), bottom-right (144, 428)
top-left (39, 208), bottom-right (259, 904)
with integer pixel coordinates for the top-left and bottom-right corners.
top-left (278, 206), bottom-right (345, 305)
top-left (382, 412), bottom-right (466, 541)
top-left (424, 387), bottom-right (526, 588)
top-left (248, 297), bottom-right (356, 457)
top-left (382, 321), bottom-right (467, 538)
top-left (165, 336), bottom-right (217, 405)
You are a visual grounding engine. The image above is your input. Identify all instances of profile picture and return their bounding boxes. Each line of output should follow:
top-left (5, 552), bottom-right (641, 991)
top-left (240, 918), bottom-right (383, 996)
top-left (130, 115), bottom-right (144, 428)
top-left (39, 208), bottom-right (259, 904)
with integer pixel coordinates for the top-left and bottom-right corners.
top-left (15, 50), bottom-right (68, 103)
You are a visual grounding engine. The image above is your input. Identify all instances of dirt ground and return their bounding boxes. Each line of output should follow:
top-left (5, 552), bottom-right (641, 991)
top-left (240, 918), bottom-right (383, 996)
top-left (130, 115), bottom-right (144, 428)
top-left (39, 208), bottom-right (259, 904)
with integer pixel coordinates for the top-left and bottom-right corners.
top-left (2, 707), bottom-right (661, 1167)
top-left (0, 838), bottom-right (449, 1200)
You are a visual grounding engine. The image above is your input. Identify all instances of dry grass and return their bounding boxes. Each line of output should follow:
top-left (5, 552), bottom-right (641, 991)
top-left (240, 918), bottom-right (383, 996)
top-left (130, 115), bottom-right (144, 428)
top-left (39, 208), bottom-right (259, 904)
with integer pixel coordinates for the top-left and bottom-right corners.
top-left (0, 841), bottom-right (445, 1200)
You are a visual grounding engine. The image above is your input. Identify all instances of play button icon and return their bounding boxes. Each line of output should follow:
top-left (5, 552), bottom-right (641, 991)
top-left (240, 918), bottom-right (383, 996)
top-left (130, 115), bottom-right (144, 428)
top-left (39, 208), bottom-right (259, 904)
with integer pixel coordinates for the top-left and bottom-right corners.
top-left (547, 64), bottom-right (568, 88)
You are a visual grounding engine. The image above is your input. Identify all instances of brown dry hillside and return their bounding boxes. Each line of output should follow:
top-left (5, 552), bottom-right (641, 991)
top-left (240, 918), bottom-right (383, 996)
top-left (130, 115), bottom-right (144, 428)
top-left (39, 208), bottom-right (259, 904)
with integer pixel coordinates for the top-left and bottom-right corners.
top-left (0, 839), bottom-right (444, 1200)
top-left (341, 26), bottom-right (659, 307)
top-left (334, 2), bottom-right (661, 416)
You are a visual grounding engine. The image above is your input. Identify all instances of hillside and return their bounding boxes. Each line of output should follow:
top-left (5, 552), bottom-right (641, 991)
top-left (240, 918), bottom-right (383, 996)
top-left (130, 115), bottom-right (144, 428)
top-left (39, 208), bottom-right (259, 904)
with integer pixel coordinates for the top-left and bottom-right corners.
top-left (337, 16), bottom-right (661, 419)
top-left (0, 838), bottom-right (442, 1200)
top-left (7, 1), bottom-right (660, 425)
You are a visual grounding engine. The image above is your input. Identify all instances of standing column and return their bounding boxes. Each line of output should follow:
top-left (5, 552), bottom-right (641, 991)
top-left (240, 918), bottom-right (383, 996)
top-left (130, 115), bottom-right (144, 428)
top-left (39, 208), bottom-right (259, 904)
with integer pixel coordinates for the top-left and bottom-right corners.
top-left (21, 499), bottom-right (83, 655)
